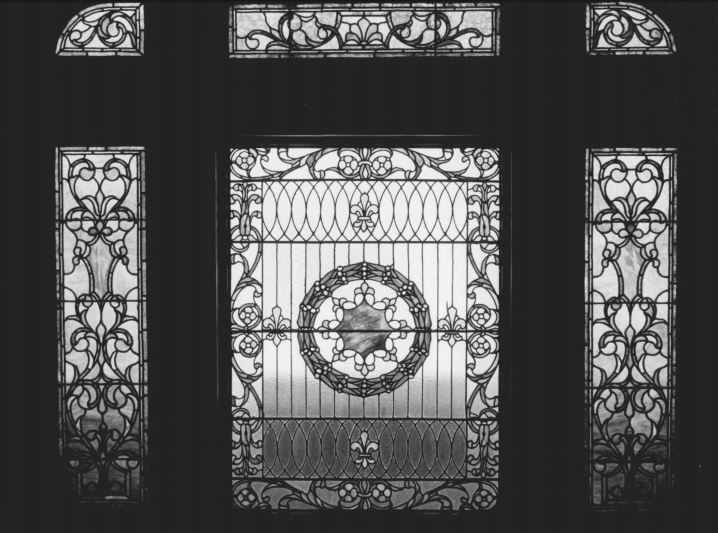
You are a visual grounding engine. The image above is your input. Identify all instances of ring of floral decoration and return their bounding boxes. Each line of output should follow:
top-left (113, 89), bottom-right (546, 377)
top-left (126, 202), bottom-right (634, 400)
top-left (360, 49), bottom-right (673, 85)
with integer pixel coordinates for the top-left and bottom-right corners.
top-left (297, 262), bottom-right (431, 397)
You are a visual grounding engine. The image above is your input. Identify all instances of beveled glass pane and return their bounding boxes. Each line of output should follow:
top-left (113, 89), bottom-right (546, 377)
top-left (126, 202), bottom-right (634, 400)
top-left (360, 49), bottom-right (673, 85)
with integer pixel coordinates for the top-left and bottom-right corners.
top-left (586, 2), bottom-right (676, 55)
top-left (56, 3), bottom-right (144, 56)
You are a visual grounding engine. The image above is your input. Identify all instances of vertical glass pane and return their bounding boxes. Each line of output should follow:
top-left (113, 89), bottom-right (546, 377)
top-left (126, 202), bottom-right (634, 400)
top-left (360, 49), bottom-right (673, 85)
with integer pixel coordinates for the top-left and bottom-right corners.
top-left (56, 147), bottom-right (147, 501)
top-left (231, 147), bottom-right (500, 510)
top-left (586, 148), bottom-right (676, 505)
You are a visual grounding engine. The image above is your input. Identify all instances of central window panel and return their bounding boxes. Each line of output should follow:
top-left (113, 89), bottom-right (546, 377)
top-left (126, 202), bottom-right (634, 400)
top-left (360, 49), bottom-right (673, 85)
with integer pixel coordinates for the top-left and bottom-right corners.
top-left (230, 146), bottom-right (500, 510)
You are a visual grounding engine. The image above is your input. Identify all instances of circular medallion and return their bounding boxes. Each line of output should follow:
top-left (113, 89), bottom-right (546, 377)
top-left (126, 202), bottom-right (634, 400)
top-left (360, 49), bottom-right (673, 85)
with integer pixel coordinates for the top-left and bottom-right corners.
top-left (297, 262), bottom-right (431, 397)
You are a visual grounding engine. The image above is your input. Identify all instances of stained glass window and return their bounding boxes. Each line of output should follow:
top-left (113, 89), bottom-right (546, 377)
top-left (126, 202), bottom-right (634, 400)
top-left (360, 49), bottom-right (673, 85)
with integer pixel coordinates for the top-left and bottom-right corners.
top-left (586, 148), bottom-right (676, 505)
top-left (56, 147), bottom-right (147, 501)
top-left (230, 147), bottom-right (501, 510)
top-left (586, 2), bottom-right (676, 55)
top-left (229, 3), bottom-right (500, 57)
top-left (56, 3), bottom-right (144, 56)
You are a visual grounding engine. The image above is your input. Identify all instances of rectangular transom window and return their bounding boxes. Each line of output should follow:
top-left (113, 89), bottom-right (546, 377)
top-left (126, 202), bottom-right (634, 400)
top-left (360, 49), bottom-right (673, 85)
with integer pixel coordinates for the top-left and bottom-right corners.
top-left (229, 3), bottom-right (500, 57)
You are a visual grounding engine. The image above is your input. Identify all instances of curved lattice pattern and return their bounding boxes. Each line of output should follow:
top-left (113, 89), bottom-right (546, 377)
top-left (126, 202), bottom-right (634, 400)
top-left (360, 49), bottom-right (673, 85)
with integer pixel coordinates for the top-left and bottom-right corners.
top-left (56, 3), bottom-right (144, 56)
top-left (56, 147), bottom-right (147, 501)
top-left (256, 179), bottom-right (500, 243)
top-left (231, 145), bottom-right (500, 510)
top-left (586, 2), bottom-right (676, 55)
top-left (230, 3), bottom-right (500, 57)
top-left (586, 148), bottom-right (676, 505)
top-left (263, 419), bottom-right (466, 479)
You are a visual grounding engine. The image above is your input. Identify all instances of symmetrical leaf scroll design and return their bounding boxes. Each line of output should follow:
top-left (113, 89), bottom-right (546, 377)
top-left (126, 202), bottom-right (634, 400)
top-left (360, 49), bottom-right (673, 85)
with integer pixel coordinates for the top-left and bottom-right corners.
top-left (230, 3), bottom-right (499, 57)
top-left (56, 147), bottom-right (147, 501)
top-left (586, 148), bottom-right (676, 505)
top-left (230, 147), bottom-right (499, 181)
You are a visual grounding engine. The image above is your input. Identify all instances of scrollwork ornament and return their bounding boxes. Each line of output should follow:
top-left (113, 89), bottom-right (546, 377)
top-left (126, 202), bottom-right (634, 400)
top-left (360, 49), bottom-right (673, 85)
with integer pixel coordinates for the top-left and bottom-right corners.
top-left (231, 4), bottom-right (499, 57)
top-left (233, 478), bottom-right (497, 510)
top-left (57, 3), bottom-right (144, 56)
top-left (57, 147), bottom-right (146, 501)
top-left (466, 242), bottom-right (500, 481)
top-left (587, 148), bottom-right (676, 505)
top-left (230, 147), bottom-right (500, 181)
top-left (587, 3), bottom-right (676, 55)
top-left (230, 176), bottom-right (264, 477)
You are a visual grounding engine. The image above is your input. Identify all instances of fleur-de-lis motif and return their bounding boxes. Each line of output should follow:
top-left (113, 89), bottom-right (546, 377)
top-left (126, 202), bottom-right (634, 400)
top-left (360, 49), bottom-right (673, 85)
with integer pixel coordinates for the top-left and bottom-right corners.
top-left (263, 306), bottom-right (290, 346)
top-left (351, 431), bottom-right (379, 469)
top-left (349, 192), bottom-right (379, 234)
top-left (437, 305), bottom-right (466, 346)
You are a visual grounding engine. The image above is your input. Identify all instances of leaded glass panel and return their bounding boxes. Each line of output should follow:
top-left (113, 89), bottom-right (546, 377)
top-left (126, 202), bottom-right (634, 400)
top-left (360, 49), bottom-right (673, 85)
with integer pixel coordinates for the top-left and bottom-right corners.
top-left (56, 147), bottom-right (147, 501)
top-left (56, 3), bottom-right (145, 56)
top-left (230, 3), bottom-right (500, 57)
top-left (586, 2), bottom-right (676, 55)
top-left (586, 148), bottom-right (676, 505)
top-left (230, 147), bottom-right (501, 510)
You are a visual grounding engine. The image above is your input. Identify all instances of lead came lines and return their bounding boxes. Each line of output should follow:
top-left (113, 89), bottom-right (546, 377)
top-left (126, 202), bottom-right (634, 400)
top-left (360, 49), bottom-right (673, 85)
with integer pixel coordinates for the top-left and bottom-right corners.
top-left (231, 146), bottom-right (500, 510)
